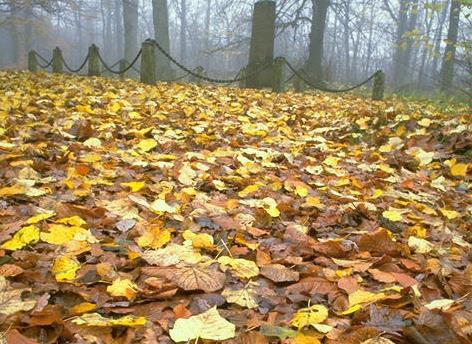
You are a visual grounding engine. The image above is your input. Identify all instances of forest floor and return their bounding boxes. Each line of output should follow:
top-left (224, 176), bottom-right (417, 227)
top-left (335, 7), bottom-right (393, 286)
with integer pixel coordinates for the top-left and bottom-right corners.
top-left (0, 71), bottom-right (470, 344)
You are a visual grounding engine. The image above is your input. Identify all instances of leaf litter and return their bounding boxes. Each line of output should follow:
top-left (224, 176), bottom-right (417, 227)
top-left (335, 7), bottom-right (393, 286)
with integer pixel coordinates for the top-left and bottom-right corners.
top-left (0, 71), bottom-right (470, 343)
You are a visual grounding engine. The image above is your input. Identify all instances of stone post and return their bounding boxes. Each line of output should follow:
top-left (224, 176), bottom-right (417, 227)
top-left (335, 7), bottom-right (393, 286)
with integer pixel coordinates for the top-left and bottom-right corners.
top-left (119, 59), bottom-right (128, 80)
top-left (246, 0), bottom-right (276, 89)
top-left (88, 44), bottom-right (101, 77)
top-left (140, 39), bottom-right (157, 85)
top-left (272, 58), bottom-right (285, 93)
top-left (372, 71), bottom-right (385, 100)
top-left (28, 51), bottom-right (37, 72)
top-left (52, 47), bottom-right (63, 73)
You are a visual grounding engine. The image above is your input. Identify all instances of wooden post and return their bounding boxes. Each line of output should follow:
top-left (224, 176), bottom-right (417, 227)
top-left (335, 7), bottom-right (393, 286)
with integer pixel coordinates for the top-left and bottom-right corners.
top-left (119, 59), bottom-right (128, 80)
top-left (246, 0), bottom-right (276, 89)
top-left (372, 71), bottom-right (385, 100)
top-left (140, 39), bottom-right (157, 85)
top-left (239, 68), bottom-right (247, 88)
top-left (52, 47), bottom-right (63, 73)
top-left (272, 58), bottom-right (285, 93)
top-left (28, 51), bottom-right (37, 72)
top-left (88, 44), bottom-right (101, 76)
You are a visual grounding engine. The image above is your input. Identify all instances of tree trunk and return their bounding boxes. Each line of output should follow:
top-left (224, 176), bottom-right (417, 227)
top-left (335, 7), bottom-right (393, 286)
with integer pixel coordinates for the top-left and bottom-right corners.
top-left (179, 0), bottom-right (187, 65)
top-left (152, 0), bottom-right (172, 79)
top-left (430, 0), bottom-right (449, 77)
top-left (440, 0), bottom-right (461, 92)
top-left (114, 0), bottom-right (124, 59)
top-left (392, 0), bottom-right (409, 87)
top-left (122, 0), bottom-right (138, 62)
top-left (203, 0), bottom-right (211, 69)
top-left (305, 0), bottom-right (330, 85)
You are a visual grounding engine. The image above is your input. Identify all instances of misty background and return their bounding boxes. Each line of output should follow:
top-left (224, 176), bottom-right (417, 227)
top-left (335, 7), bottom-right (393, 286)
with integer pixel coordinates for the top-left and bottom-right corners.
top-left (0, 0), bottom-right (470, 97)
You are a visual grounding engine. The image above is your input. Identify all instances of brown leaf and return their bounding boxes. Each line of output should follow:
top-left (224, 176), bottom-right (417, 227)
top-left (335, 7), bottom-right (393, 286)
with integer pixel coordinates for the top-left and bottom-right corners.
top-left (285, 277), bottom-right (337, 296)
top-left (239, 332), bottom-right (269, 344)
top-left (5, 329), bottom-right (38, 344)
top-left (368, 269), bottom-right (396, 283)
top-left (0, 264), bottom-right (24, 277)
top-left (358, 229), bottom-right (399, 256)
top-left (260, 264), bottom-right (299, 282)
top-left (338, 276), bottom-right (359, 294)
top-left (166, 265), bottom-right (225, 293)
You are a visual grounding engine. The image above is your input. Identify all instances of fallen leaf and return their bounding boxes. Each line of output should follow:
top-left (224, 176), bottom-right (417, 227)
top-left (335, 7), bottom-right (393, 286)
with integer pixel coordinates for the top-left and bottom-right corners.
top-left (1, 225), bottom-right (39, 251)
top-left (0, 276), bottom-right (36, 316)
top-left (290, 304), bottom-right (328, 330)
top-left (106, 278), bottom-right (138, 300)
top-left (169, 307), bottom-right (235, 342)
top-left (72, 313), bottom-right (146, 327)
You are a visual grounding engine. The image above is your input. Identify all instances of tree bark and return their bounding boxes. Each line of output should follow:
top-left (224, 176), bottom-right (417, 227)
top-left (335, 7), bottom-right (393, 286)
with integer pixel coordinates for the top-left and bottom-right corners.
top-left (392, 0), bottom-right (409, 87)
top-left (179, 0), bottom-right (187, 65)
top-left (305, 0), bottom-right (330, 85)
top-left (440, 0), bottom-right (461, 92)
top-left (122, 0), bottom-right (139, 62)
top-left (114, 0), bottom-right (124, 59)
top-left (152, 0), bottom-right (172, 79)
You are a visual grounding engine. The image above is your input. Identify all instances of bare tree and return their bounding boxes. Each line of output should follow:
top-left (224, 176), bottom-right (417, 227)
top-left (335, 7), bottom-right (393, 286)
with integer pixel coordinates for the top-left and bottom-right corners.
top-left (440, 0), bottom-right (461, 92)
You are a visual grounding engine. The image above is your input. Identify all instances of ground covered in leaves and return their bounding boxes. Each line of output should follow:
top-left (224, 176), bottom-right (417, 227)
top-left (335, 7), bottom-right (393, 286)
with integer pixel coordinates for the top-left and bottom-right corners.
top-left (0, 71), bottom-right (471, 344)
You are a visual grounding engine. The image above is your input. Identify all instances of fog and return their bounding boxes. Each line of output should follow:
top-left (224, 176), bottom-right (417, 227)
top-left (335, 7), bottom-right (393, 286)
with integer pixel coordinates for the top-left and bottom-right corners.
top-left (0, 0), bottom-right (470, 97)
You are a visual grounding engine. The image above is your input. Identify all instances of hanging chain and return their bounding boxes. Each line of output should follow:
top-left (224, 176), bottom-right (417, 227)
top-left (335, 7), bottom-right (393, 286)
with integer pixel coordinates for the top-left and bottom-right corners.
top-left (97, 50), bottom-right (142, 75)
top-left (32, 51), bottom-right (53, 69)
top-left (279, 57), bottom-right (380, 93)
top-left (60, 53), bottom-right (90, 73)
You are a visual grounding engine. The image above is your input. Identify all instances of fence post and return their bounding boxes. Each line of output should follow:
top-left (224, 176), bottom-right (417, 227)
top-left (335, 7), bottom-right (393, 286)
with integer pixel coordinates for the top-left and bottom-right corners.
top-left (28, 51), bottom-right (37, 72)
top-left (140, 39), bottom-right (157, 85)
top-left (372, 71), bottom-right (385, 100)
top-left (246, 0), bottom-right (276, 89)
top-left (272, 58), bottom-right (285, 93)
top-left (119, 59), bottom-right (128, 80)
top-left (88, 44), bottom-right (101, 77)
top-left (239, 68), bottom-right (247, 88)
top-left (52, 47), bottom-right (63, 73)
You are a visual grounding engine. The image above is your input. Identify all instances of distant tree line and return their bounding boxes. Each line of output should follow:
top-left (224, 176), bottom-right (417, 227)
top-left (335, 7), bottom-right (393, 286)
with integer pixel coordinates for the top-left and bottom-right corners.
top-left (0, 0), bottom-right (470, 96)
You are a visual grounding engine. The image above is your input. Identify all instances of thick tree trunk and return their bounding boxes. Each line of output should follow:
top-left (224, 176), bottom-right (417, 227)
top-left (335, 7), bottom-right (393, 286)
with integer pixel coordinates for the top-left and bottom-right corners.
top-left (430, 0), bottom-right (449, 77)
top-left (122, 0), bottom-right (139, 62)
top-left (392, 0), bottom-right (409, 87)
top-left (152, 0), bottom-right (172, 79)
top-left (305, 0), bottom-right (330, 85)
top-left (203, 0), bottom-right (211, 69)
top-left (440, 0), bottom-right (461, 92)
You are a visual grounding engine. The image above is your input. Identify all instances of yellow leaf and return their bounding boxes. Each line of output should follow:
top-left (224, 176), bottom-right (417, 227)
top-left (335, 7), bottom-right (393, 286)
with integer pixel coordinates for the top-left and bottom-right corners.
top-left (414, 148), bottom-right (434, 166)
top-left (348, 289), bottom-right (386, 308)
top-left (408, 236), bottom-right (434, 253)
top-left (238, 184), bottom-right (260, 197)
top-left (169, 307), bottom-right (235, 342)
top-left (149, 199), bottom-right (178, 213)
top-left (0, 184), bottom-right (26, 197)
top-left (1, 225), bottom-right (40, 251)
top-left (52, 256), bottom-right (80, 282)
top-left (107, 278), bottom-right (138, 300)
top-left (142, 243), bottom-right (202, 266)
top-left (382, 210), bottom-right (403, 222)
top-left (69, 302), bottom-right (97, 315)
top-left (418, 118), bottom-right (431, 127)
top-left (379, 144), bottom-right (393, 153)
top-left (424, 298), bottom-right (454, 310)
top-left (83, 137), bottom-right (102, 148)
top-left (293, 334), bottom-right (321, 344)
top-left (56, 216), bottom-right (87, 227)
top-left (218, 256), bottom-right (259, 279)
top-left (26, 212), bottom-right (55, 224)
top-left (290, 304), bottom-right (328, 330)
top-left (440, 208), bottom-right (459, 220)
top-left (121, 181), bottom-right (145, 192)
top-left (136, 227), bottom-right (171, 249)
top-left (183, 230), bottom-right (214, 249)
top-left (41, 224), bottom-right (98, 245)
top-left (72, 313), bottom-right (146, 327)
top-left (221, 281), bottom-right (259, 309)
top-left (137, 138), bottom-right (157, 152)
top-left (302, 196), bottom-right (325, 209)
top-left (323, 156), bottom-right (339, 167)
top-left (262, 197), bottom-right (280, 217)
top-left (450, 163), bottom-right (468, 177)
top-left (178, 163), bottom-right (197, 186)
top-left (0, 276), bottom-right (36, 316)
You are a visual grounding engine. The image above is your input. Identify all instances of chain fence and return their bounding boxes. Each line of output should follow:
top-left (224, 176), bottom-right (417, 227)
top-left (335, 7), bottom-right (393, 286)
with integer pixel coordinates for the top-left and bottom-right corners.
top-left (97, 50), bottom-right (142, 75)
top-left (60, 53), bottom-right (90, 73)
top-left (279, 57), bottom-right (380, 93)
top-left (32, 51), bottom-right (53, 69)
